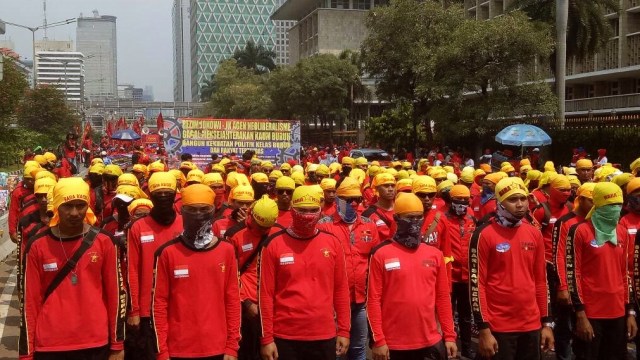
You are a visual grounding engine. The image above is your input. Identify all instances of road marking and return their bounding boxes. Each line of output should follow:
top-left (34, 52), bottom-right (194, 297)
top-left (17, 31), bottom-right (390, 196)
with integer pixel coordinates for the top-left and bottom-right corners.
top-left (0, 266), bottom-right (17, 340)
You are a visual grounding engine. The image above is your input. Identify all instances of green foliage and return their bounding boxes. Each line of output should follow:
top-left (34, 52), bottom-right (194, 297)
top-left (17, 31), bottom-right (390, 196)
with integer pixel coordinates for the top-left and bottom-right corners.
top-left (366, 100), bottom-right (425, 151)
top-left (0, 58), bottom-right (29, 132)
top-left (232, 40), bottom-right (277, 74)
top-left (200, 75), bottom-right (217, 102)
top-left (17, 86), bottom-right (80, 147)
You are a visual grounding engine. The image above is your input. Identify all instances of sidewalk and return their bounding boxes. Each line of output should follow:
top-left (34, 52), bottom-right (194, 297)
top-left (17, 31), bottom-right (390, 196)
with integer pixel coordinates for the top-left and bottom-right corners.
top-left (0, 214), bottom-right (16, 263)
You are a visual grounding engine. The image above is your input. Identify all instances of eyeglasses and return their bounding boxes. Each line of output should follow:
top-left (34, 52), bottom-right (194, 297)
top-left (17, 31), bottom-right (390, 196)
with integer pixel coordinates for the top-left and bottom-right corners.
top-left (341, 197), bottom-right (362, 204)
top-left (277, 189), bottom-right (294, 195)
top-left (415, 192), bottom-right (436, 199)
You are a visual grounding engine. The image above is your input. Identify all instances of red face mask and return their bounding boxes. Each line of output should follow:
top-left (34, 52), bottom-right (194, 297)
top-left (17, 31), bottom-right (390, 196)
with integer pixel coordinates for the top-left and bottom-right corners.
top-left (289, 208), bottom-right (321, 238)
top-left (549, 187), bottom-right (571, 207)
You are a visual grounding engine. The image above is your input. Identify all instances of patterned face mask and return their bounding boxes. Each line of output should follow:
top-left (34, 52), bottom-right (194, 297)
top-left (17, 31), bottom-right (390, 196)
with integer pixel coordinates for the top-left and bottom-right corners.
top-left (393, 216), bottom-right (424, 249)
top-left (288, 208), bottom-right (321, 238)
top-left (451, 202), bottom-right (468, 216)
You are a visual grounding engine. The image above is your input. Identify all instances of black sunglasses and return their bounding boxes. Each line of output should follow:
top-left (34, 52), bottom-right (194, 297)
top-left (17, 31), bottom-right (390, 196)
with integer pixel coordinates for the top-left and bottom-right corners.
top-left (341, 197), bottom-right (363, 204)
top-left (277, 189), bottom-right (294, 195)
top-left (416, 192), bottom-right (436, 199)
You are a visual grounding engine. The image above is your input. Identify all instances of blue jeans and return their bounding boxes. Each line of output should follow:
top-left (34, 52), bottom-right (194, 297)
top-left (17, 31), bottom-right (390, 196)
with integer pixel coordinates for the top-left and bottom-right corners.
top-left (348, 303), bottom-right (367, 360)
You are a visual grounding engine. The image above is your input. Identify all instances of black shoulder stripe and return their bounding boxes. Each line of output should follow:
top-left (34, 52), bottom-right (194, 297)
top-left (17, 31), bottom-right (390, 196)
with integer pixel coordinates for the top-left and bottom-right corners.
top-left (633, 230), bottom-right (640, 304)
top-left (263, 229), bottom-right (287, 249)
top-left (565, 221), bottom-right (584, 309)
top-left (362, 206), bottom-right (377, 218)
top-left (153, 237), bottom-right (181, 260)
top-left (23, 228), bottom-right (52, 256)
top-left (370, 239), bottom-right (393, 257)
top-left (101, 216), bottom-right (116, 229)
top-left (224, 222), bottom-right (247, 240)
top-left (469, 221), bottom-right (492, 325)
top-left (558, 212), bottom-right (577, 223)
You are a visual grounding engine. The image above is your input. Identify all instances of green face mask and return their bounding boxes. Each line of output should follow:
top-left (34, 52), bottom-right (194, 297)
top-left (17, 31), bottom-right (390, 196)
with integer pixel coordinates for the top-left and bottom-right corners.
top-left (591, 204), bottom-right (622, 245)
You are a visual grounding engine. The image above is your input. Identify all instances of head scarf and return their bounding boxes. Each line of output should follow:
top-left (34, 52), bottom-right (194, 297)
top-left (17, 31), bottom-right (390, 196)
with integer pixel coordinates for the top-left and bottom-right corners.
top-left (49, 177), bottom-right (96, 226)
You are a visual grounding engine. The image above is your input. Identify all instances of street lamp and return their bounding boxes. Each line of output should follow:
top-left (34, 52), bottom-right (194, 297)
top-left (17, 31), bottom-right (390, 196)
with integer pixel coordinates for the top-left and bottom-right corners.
top-left (1, 17), bottom-right (76, 88)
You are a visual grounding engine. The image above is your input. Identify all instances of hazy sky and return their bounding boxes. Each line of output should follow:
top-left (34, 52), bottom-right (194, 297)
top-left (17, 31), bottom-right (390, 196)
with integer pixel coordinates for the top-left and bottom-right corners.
top-left (1, 0), bottom-right (174, 101)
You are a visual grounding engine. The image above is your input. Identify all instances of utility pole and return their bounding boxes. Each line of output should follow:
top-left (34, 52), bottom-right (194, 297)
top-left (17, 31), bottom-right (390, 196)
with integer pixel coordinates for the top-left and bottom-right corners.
top-left (556, 0), bottom-right (569, 129)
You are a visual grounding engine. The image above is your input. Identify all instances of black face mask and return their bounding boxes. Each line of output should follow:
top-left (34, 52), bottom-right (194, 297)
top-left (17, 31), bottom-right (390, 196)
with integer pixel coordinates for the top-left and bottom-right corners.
top-left (393, 216), bottom-right (424, 249)
top-left (114, 201), bottom-right (131, 226)
top-left (89, 174), bottom-right (103, 188)
top-left (342, 166), bottom-right (352, 177)
top-left (150, 192), bottom-right (177, 225)
top-left (252, 182), bottom-right (269, 200)
top-left (628, 195), bottom-right (640, 213)
top-left (567, 190), bottom-right (577, 204)
top-left (182, 209), bottom-right (215, 249)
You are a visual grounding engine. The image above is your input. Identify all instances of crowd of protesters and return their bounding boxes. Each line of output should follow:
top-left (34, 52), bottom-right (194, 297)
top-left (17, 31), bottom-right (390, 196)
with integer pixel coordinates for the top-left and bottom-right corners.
top-left (7, 137), bottom-right (640, 360)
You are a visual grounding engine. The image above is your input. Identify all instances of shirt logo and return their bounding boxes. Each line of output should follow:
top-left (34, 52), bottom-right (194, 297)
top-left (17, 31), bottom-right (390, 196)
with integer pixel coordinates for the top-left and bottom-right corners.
top-left (242, 243), bottom-right (254, 252)
top-left (590, 239), bottom-right (604, 248)
top-left (321, 248), bottom-right (331, 257)
top-left (43, 262), bottom-right (58, 272)
top-left (473, 206), bottom-right (480, 212)
top-left (425, 232), bottom-right (438, 245)
top-left (361, 230), bottom-right (373, 243)
top-left (384, 258), bottom-right (401, 271)
top-left (89, 252), bottom-right (99, 263)
top-left (140, 232), bottom-right (155, 243)
top-left (521, 242), bottom-right (535, 251)
top-left (423, 259), bottom-right (436, 267)
top-left (375, 220), bottom-right (386, 227)
top-left (496, 242), bottom-right (511, 253)
top-left (549, 218), bottom-right (557, 224)
top-left (219, 262), bottom-right (226, 273)
top-left (173, 265), bottom-right (189, 278)
top-left (629, 228), bottom-right (637, 236)
top-left (280, 253), bottom-right (294, 265)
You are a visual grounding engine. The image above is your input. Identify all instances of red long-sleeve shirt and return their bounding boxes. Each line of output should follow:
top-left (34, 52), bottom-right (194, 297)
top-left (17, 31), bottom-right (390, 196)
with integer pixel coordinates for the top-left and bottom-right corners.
top-left (421, 210), bottom-right (448, 252)
top-left (277, 209), bottom-right (293, 228)
top-left (469, 222), bottom-right (549, 332)
top-left (533, 202), bottom-right (570, 262)
top-left (318, 213), bottom-right (380, 304)
top-left (367, 240), bottom-right (456, 350)
top-left (152, 238), bottom-right (241, 360)
top-left (9, 184), bottom-right (32, 236)
top-left (322, 202), bottom-right (336, 217)
top-left (479, 198), bottom-right (497, 219)
top-left (213, 216), bottom-right (237, 239)
top-left (565, 222), bottom-right (631, 318)
top-left (619, 212), bottom-right (640, 281)
top-left (229, 226), bottom-right (266, 303)
top-left (127, 214), bottom-right (183, 318)
top-left (443, 212), bottom-right (476, 283)
top-left (362, 205), bottom-right (395, 241)
top-left (553, 212), bottom-right (582, 291)
top-left (20, 228), bottom-right (126, 358)
top-left (258, 229), bottom-right (350, 345)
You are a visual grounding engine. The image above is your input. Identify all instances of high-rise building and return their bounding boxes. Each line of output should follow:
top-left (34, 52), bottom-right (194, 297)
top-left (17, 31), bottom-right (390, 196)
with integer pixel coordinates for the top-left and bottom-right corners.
top-left (35, 51), bottom-right (84, 101)
top-left (190, 0), bottom-right (278, 101)
top-left (173, 0), bottom-right (192, 102)
top-left (464, 0), bottom-right (640, 118)
top-left (274, 0), bottom-right (295, 65)
top-left (76, 11), bottom-right (117, 100)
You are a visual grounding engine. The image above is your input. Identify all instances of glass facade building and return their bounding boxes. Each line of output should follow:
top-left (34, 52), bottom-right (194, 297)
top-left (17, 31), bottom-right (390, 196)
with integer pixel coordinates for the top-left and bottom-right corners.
top-left (76, 12), bottom-right (118, 100)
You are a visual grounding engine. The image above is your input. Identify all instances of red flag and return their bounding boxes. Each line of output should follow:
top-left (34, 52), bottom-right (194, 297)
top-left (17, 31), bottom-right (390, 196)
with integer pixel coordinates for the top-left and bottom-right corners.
top-left (156, 113), bottom-right (164, 134)
top-left (82, 122), bottom-right (92, 142)
top-left (133, 117), bottom-right (142, 135)
top-left (106, 120), bottom-right (114, 138)
top-left (116, 117), bottom-right (126, 130)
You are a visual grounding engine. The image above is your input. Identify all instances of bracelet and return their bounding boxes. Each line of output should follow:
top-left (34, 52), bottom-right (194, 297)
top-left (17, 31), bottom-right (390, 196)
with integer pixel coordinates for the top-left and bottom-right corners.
top-left (628, 310), bottom-right (637, 317)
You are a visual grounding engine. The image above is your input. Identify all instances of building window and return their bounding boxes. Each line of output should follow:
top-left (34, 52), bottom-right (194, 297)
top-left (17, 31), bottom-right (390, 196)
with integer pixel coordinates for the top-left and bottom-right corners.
top-left (373, 0), bottom-right (387, 6)
top-left (354, 0), bottom-right (371, 9)
top-left (331, 0), bottom-right (349, 9)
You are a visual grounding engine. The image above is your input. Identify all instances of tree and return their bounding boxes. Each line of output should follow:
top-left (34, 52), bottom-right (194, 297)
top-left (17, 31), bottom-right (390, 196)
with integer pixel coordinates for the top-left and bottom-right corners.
top-left (233, 40), bottom-right (277, 74)
top-left (366, 100), bottom-right (425, 152)
top-left (200, 74), bottom-right (217, 102)
top-left (0, 57), bottom-right (28, 132)
top-left (204, 59), bottom-right (271, 118)
top-left (17, 86), bottom-right (80, 147)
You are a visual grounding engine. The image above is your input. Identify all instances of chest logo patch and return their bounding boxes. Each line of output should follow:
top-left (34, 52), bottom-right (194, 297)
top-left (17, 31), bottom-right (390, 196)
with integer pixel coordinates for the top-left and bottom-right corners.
top-left (384, 258), bottom-right (401, 271)
top-left (242, 243), bottom-right (254, 252)
top-left (219, 262), bottom-right (226, 273)
top-left (628, 228), bottom-right (637, 235)
top-left (140, 232), bottom-right (155, 244)
top-left (173, 266), bottom-right (189, 278)
top-left (496, 242), bottom-right (511, 253)
top-left (89, 252), bottom-right (99, 263)
top-left (43, 262), bottom-right (58, 272)
top-left (521, 242), bottom-right (535, 251)
top-left (423, 259), bottom-right (437, 267)
top-left (589, 239), bottom-right (605, 248)
top-left (280, 253), bottom-right (294, 265)
top-left (321, 248), bottom-right (331, 257)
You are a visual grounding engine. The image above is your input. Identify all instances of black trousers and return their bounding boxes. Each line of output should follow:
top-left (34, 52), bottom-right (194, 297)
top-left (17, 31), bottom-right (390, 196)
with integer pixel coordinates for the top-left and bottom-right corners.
top-left (124, 317), bottom-right (156, 360)
top-left (475, 330), bottom-right (540, 360)
top-left (573, 317), bottom-right (626, 360)
top-left (172, 356), bottom-right (223, 360)
top-left (547, 262), bottom-right (573, 360)
top-left (34, 345), bottom-right (110, 360)
top-left (451, 282), bottom-right (473, 353)
top-left (274, 337), bottom-right (335, 360)
top-left (238, 307), bottom-right (262, 360)
top-left (389, 340), bottom-right (447, 360)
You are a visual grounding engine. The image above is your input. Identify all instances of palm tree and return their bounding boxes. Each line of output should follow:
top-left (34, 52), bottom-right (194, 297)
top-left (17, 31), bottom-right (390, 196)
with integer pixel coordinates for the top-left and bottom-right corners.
top-left (200, 74), bottom-right (217, 102)
top-left (233, 40), bottom-right (277, 74)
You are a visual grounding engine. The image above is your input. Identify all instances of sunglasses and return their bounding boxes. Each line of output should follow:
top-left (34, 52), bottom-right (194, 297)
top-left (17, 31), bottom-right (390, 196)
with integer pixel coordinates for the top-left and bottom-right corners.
top-left (277, 189), bottom-right (293, 195)
top-left (341, 197), bottom-right (362, 204)
top-left (416, 192), bottom-right (436, 199)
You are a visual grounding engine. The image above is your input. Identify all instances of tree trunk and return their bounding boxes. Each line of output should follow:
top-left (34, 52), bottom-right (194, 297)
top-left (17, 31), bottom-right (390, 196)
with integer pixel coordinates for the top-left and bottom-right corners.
top-left (556, 0), bottom-right (569, 129)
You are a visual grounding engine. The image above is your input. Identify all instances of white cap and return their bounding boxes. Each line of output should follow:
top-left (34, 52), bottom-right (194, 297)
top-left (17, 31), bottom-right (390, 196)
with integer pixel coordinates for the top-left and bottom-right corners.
top-left (101, 151), bottom-right (107, 156)
top-left (533, 148), bottom-right (540, 152)
top-left (114, 194), bottom-right (134, 203)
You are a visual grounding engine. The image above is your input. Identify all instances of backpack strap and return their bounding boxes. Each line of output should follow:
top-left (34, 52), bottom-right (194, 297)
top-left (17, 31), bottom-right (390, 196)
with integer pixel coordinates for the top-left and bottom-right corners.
top-left (43, 227), bottom-right (100, 302)
top-left (424, 212), bottom-right (441, 240)
top-left (239, 233), bottom-right (270, 275)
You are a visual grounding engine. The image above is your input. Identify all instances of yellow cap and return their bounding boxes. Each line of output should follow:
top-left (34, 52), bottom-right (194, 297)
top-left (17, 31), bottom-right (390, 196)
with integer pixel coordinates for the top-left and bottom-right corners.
top-left (574, 182), bottom-right (596, 213)
top-left (328, 163), bottom-right (341, 175)
top-left (395, 179), bottom-right (414, 192)
top-left (460, 168), bottom-right (475, 184)
top-left (394, 192), bottom-right (424, 215)
top-left (320, 178), bottom-right (337, 191)
top-left (550, 174), bottom-right (571, 190)
top-left (587, 182), bottom-right (623, 219)
top-left (316, 164), bottom-right (330, 176)
top-left (631, 158), bottom-right (640, 175)
top-left (501, 164), bottom-right (515, 173)
top-left (386, 168), bottom-right (398, 178)
top-left (231, 185), bottom-right (254, 202)
top-left (368, 165), bottom-right (382, 178)
top-left (104, 164), bottom-right (123, 177)
top-left (430, 168), bottom-right (447, 180)
top-left (291, 185), bottom-right (323, 209)
top-left (520, 165), bottom-right (533, 173)
top-left (544, 161), bottom-right (555, 172)
top-left (292, 165), bottom-right (304, 173)
top-left (349, 168), bottom-right (367, 185)
top-left (520, 158), bottom-right (531, 167)
top-left (495, 177), bottom-right (528, 203)
top-left (450, 184), bottom-right (471, 198)
top-left (34, 177), bottom-right (56, 195)
top-left (168, 169), bottom-right (187, 189)
top-left (446, 172), bottom-right (458, 184)
top-left (203, 173), bottom-right (224, 187)
top-left (576, 159), bottom-right (594, 170)
top-left (626, 177), bottom-right (640, 195)
top-left (35, 170), bottom-right (56, 182)
top-left (291, 172), bottom-right (305, 186)
top-left (148, 161), bottom-right (165, 173)
top-left (373, 173), bottom-right (396, 188)
top-left (128, 199), bottom-right (153, 216)
top-left (115, 185), bottom-right (141, 201)
top-left (474, 169), bottom-right (487, 178)
top-left (132, 163), bottom-right (148, 175)
top-left (118, 173), bottom-right (139, 187)
top-left (251, 172), bottom-right (270, 184)
top-left (342, 157), bottom-right (355, 166)
top-left (336, 177), bottom-right (362, 197)
top-left (182, 184), bottom-right (215, 206)
top-left (186, 169), bottom-right (205, 184)
top-left (355, 157), bottom-right (368, 166)
top-left (23, 164), bottom-right (42, 179)
top-left (275, 176), bottom-right (296, 190)
top-left (251, 195), bottom-right (279, 227)
top-left (413, 176), bottom-right (437, 194)
top-left (148, 172), bottom-right (177, 192)
top-left (91, 158), bottom-right (104, 165)
top-left (34, 155), bottom-right (47, 166)
top-left (612, 173), bottom-right (634, 188)
top-left (269, 170), bottom-right (283, 180)
top-left (179, 161), bottom-right (197, 170)
top-left (567, 175), bottom-right (581, 187)
top-left (437, 180), bottom-right (454, 193)
top-left (261, 161), bottom-right (274, 170)
top-left (396, 170), bottom-right (409, 180)
top-left (43, 152), bottom-right (57, 164)
top-left (485, 172), bottom-right (507, 185)
top-left (49, 177), bottom-right (96, 227)
top-left (226, 172), bottom-right (250, 188)
top-left (89, 163), bottom-right (105, 175)
top-left (211, 164), bottom-right (225, 173)
top-left (280, 163), bottom-right (291, 171)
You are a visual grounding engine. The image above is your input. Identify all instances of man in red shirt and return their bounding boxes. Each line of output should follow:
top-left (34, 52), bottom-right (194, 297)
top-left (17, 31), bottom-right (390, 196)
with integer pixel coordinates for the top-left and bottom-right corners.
top-left (368, 192), bottom-right (457, 360)
top-left (476, 172), bottom-right (507, 221)
top-left (127, 172), bottom-right (183, 359)
top-left (470, 178), bottom-right (553, 359)
top-left (274, 176), bottom-right (295, 228)
top-left (20, 177), bottom-right (125, 360)
top-left (213, 185), bottom-right (254, 239)
top-left (259, 186), bottom-right (350, 360)
top-left (9, 162), bottom-right (39, 244)
top-left (411, 176), bottom-right (447, 252)
top-left (566, 182), bottom-right (637, 359)
top-left (318, 177), bottom-right (380, 360)
top-left (442, 185), bottom-right (476, 358)
top-left (152, 184), bottom-right (241, 360)
top-left (229, 195), bottom-right (279, 360)
top-left (362, 173), bottom-right (396, 241)
top-left (575, 159), bottom-right (594, 184)
top-left (320, 178), bottom-right (337, 217)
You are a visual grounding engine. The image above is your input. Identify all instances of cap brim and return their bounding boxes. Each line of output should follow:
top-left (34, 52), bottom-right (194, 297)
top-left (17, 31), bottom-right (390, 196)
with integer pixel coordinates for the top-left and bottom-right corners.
top-left (115, 194), bottom-right (134, 203)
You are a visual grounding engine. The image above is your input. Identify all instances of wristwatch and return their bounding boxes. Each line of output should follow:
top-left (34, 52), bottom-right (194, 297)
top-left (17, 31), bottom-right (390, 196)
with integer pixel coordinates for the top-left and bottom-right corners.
top-left (628, 310), bottom-right (637, 317)
top-left (543, 322), bottom-right (555, 329)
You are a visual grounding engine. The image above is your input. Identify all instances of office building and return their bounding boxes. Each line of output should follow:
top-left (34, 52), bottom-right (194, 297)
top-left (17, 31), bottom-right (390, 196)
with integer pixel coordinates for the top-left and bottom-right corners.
top-left (190, 0), bottom-right (278, 101)
top-left (35, 51), bottom-right (84, 101)
top-left (76, 11), bottom-right (118, 100)
top-left (274, 0), bottom-right (296, 65)
top-left (173, 0), bottom-right (192, 101)
top-left (464, 0), bottom-right (640, 118)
